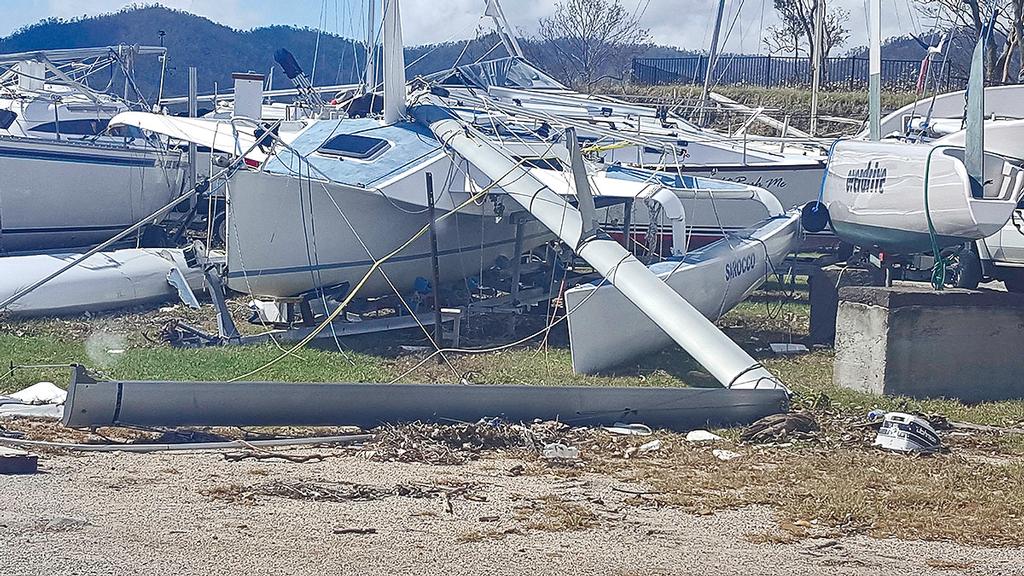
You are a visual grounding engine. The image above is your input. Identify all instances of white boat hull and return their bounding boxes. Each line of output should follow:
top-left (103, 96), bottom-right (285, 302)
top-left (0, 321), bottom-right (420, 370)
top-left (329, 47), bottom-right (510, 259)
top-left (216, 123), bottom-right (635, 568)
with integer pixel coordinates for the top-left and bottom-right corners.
top-left (822, 140), bottom-right (1024, 252)
top-left (565, 211), bottom-right (802, 375)
top-left (0, 137), bottom-right (183, 253)
top-left (0, 248), bottom-right (201, 316)
top-left (224, 169), bottom-right (551, 298)
top-left (601, 161), bottom-right (826, 250)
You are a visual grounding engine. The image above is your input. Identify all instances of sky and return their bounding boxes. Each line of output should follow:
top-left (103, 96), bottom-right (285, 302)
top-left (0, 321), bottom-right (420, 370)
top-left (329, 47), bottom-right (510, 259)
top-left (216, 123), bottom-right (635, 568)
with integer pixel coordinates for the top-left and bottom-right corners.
top-left (0, 0), bottom-right (932, 54)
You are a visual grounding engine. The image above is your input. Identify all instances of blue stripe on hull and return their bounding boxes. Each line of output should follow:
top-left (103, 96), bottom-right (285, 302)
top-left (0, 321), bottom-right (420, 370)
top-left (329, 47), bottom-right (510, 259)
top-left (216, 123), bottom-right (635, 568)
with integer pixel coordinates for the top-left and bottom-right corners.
top-left (1, 224), bottom-right (129, 235)
top-left (227, 232), bottom-right (551, 279)
top-left (0, 144), bottom-right (159, 167)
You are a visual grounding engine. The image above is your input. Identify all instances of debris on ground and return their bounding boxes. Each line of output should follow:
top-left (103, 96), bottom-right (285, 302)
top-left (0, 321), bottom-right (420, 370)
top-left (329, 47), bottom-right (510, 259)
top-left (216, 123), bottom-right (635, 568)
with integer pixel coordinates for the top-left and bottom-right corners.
top-left (685, 430), bottom-right (722, 443)
top-left (601, 423), bottom-right (652, 436)
top-left (624, 439), bottom-right (662, 459)
top-left (206, 479), bottom-right (483, 505)
top-left (741, 411), bottom-right (819, 444)
top-left (0, 445), bottom-right (38, 474)
top-left (769, 343), bottom-right (809, 354)
top-left (363, 420), bottom-right (583, 465)
top-left (712, 448), bottom-right (742, 461)
top-left (872, 412), bottom-right (943, 454)
top-left (541, 443), bottom-right (579, 460)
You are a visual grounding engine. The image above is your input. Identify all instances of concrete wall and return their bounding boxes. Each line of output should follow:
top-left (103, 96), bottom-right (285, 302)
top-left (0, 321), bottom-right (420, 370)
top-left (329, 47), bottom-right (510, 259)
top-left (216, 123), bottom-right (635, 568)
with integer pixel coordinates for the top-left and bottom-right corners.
top-left (833, 285), bottom-right (1024, 402)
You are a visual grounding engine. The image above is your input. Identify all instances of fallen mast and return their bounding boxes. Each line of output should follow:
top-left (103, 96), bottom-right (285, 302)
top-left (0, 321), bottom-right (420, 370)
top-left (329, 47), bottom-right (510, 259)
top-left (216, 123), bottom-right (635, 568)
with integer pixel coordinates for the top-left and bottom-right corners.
top-left (62, 366), bottom-right (788, 431)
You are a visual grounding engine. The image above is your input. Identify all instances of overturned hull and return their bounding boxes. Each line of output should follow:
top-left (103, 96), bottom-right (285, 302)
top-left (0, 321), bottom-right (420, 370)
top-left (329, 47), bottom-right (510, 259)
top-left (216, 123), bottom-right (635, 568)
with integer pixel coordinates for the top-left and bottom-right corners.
top-left (62, 366), bottom-right (788, 431)
top-left (566, 211), bottom-right (802, 375)
top-left (0, 248), bottom-right (202, 316)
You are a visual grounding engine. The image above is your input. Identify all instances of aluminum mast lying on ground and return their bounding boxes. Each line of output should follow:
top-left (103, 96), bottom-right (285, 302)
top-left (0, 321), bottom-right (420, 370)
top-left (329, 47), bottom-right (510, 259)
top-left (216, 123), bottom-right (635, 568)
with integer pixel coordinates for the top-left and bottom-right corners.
top-left (62, 366), bottom-right (788, 431)
top-left (411, 96), bottom-right (784, 389)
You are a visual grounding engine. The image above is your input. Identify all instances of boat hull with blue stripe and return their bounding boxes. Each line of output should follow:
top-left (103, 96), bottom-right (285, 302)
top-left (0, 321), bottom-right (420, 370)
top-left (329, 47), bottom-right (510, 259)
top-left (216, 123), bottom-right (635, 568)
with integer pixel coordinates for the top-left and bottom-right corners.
top-left (0, 136), bottom-right (183, 253)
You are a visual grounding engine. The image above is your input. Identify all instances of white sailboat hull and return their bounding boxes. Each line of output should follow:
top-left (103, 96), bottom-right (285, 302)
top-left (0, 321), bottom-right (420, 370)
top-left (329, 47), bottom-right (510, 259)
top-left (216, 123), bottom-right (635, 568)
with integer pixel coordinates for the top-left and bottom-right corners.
top-left (224, 169), bottom-right (551, 298)
top-left (601, 162), bottom-right (825, 249)
top-left (823, 140), bottom-right (1024, 252)
top-left (565, 211), bottom-right (802, 375)
top-left (0, 248), bottom-right (201, 317)
top-left (0, 136), bottom-right (183, 253)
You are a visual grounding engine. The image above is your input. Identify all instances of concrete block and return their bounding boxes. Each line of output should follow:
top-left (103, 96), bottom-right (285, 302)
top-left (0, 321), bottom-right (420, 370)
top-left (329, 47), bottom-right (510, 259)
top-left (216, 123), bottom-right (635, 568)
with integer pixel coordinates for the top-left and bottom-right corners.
top-left (834, 285), bottom-right (1024, 402)
top-left (807, 265), bottom-right (877, 346)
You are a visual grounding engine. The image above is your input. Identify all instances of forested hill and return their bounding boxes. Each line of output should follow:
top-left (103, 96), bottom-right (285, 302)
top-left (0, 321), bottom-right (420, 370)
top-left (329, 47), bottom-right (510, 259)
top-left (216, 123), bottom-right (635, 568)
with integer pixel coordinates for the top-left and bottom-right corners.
top-left (0, 5), bottom-right (694, 100)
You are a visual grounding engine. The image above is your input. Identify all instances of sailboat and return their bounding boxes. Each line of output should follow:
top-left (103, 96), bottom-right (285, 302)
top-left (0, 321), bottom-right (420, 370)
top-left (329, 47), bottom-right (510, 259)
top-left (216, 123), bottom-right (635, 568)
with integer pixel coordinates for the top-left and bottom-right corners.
top-left (0, 46), bottom-right (184, 253)
top-left (807, 3), bottom-right (1024, 265)
top-left (429, 0), bottom-right (828, 252)
top-left (113, 0), bottom-right (803, 387)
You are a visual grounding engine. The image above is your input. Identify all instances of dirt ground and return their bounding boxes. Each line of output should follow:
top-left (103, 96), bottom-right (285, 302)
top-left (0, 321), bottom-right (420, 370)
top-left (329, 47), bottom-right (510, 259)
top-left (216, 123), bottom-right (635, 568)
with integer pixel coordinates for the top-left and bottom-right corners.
top-left (3, 440), bottom-right (1022, 576)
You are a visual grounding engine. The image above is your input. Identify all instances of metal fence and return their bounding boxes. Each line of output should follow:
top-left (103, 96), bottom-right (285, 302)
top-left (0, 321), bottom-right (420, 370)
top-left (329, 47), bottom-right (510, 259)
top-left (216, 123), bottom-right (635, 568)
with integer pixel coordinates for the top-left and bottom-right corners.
top-left (632, 55), bottom-right (964, 92)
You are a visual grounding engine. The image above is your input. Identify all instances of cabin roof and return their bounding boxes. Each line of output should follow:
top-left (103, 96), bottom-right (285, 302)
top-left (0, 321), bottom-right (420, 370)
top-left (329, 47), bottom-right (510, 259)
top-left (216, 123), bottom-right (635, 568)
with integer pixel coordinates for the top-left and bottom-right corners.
top-left (264, 118), bottom-right (443, 187)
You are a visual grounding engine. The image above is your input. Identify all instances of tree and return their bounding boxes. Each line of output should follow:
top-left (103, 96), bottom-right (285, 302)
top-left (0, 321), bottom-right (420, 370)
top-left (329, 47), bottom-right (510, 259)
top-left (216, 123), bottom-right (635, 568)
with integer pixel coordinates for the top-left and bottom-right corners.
top-left (764, 0), bottom-right (850, 59)
top-left (916, 0), bottom-right (1024, 82)
top-left (533, 0), bottom-right (651, 91)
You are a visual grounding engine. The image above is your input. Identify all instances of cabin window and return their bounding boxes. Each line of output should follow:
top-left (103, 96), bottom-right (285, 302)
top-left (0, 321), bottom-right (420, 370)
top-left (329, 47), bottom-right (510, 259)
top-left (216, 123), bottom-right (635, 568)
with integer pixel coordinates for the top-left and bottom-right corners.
top-left (28, 118), bottom-right (110, 136)
top-left (318, 133), bottom-right (390, 160)
top-left (0, 110), bottom-right (16, 130)
top-left (515, 157), bottom-right (563, 171)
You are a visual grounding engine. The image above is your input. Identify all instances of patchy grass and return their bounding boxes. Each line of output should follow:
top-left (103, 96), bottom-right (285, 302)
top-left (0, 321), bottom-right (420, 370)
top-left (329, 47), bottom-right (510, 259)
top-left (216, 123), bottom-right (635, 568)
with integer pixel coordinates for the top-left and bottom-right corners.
top-left (611, 435), bottom-right (1024, 547)
top-left (5, 281), bottom-right (1024, 547)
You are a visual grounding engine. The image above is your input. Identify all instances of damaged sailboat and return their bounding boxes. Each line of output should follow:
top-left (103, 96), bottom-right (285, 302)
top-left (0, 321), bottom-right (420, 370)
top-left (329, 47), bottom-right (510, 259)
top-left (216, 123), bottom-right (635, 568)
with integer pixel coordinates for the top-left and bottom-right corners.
top-left (0, 45), bottom-right (185, 253)
top-left (103, 0), bottom-right (804, 387)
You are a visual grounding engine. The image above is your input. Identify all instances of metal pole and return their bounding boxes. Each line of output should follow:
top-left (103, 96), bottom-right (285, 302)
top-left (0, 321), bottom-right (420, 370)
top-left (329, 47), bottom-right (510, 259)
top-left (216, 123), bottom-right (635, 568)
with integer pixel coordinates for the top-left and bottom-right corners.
top-left (621, 199), bottom-right (633, 250)
top-left (187, 67), bottom-right (198, 200)
top-left (425, 172), bottom-right (443, 355)
top-left (868, 0), bottom-right (881, 140)
top-left (810, 0), bottom-right (824, 136)
top-left (699, 0), bottom-right (727, 126)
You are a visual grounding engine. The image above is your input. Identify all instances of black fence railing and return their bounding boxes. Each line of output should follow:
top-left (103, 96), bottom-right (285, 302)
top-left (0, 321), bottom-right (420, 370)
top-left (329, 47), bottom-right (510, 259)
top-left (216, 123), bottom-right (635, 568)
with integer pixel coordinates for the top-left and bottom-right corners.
top-left (631, 55), bottom-right (964, 92)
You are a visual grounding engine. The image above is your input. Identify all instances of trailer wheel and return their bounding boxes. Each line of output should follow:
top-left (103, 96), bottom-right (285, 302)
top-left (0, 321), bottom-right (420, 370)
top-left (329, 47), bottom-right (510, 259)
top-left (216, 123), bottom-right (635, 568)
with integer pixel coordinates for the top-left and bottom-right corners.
top-left (946, 248), bottom-right (982, 289)
top-left (211, 212), bottom-right (227, 247)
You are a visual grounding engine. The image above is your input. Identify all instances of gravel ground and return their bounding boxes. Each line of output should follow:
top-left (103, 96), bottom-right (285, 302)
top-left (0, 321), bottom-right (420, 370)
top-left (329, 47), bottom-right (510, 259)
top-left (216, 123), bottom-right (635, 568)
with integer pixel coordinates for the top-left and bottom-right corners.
top-left (2, 449), bottom-right (1022, 576)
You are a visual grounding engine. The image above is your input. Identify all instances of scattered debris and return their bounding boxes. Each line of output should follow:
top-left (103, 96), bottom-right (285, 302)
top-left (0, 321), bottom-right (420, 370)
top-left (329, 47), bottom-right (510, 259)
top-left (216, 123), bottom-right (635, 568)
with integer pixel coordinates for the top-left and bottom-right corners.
top-left (9, 382), bottom-right (66, 405)
top-left (0, 446), bottom-right (38, 474)
top-left (873, 412), bottom-right (942, 454)
top-left (365, 420), bottom-right (578, 465)
top-left (769, 343), bottom-right (809, 354)
top-left (602, 422), bottom-right (653, 436)
top-left (0, 382), bottom-right (67, 419)
top-left (223, 450), bottom-right (329, 463)
top-left (206, 480), bottom-right (482, 505)
top-left (741, 412), bottom-right (819, 443)
top-left (712, 448), bottom-right (742, 461)
top-left (685, 430), bottom-right (723, 442)
top-left (541, 443), bottom-right (580, 460)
